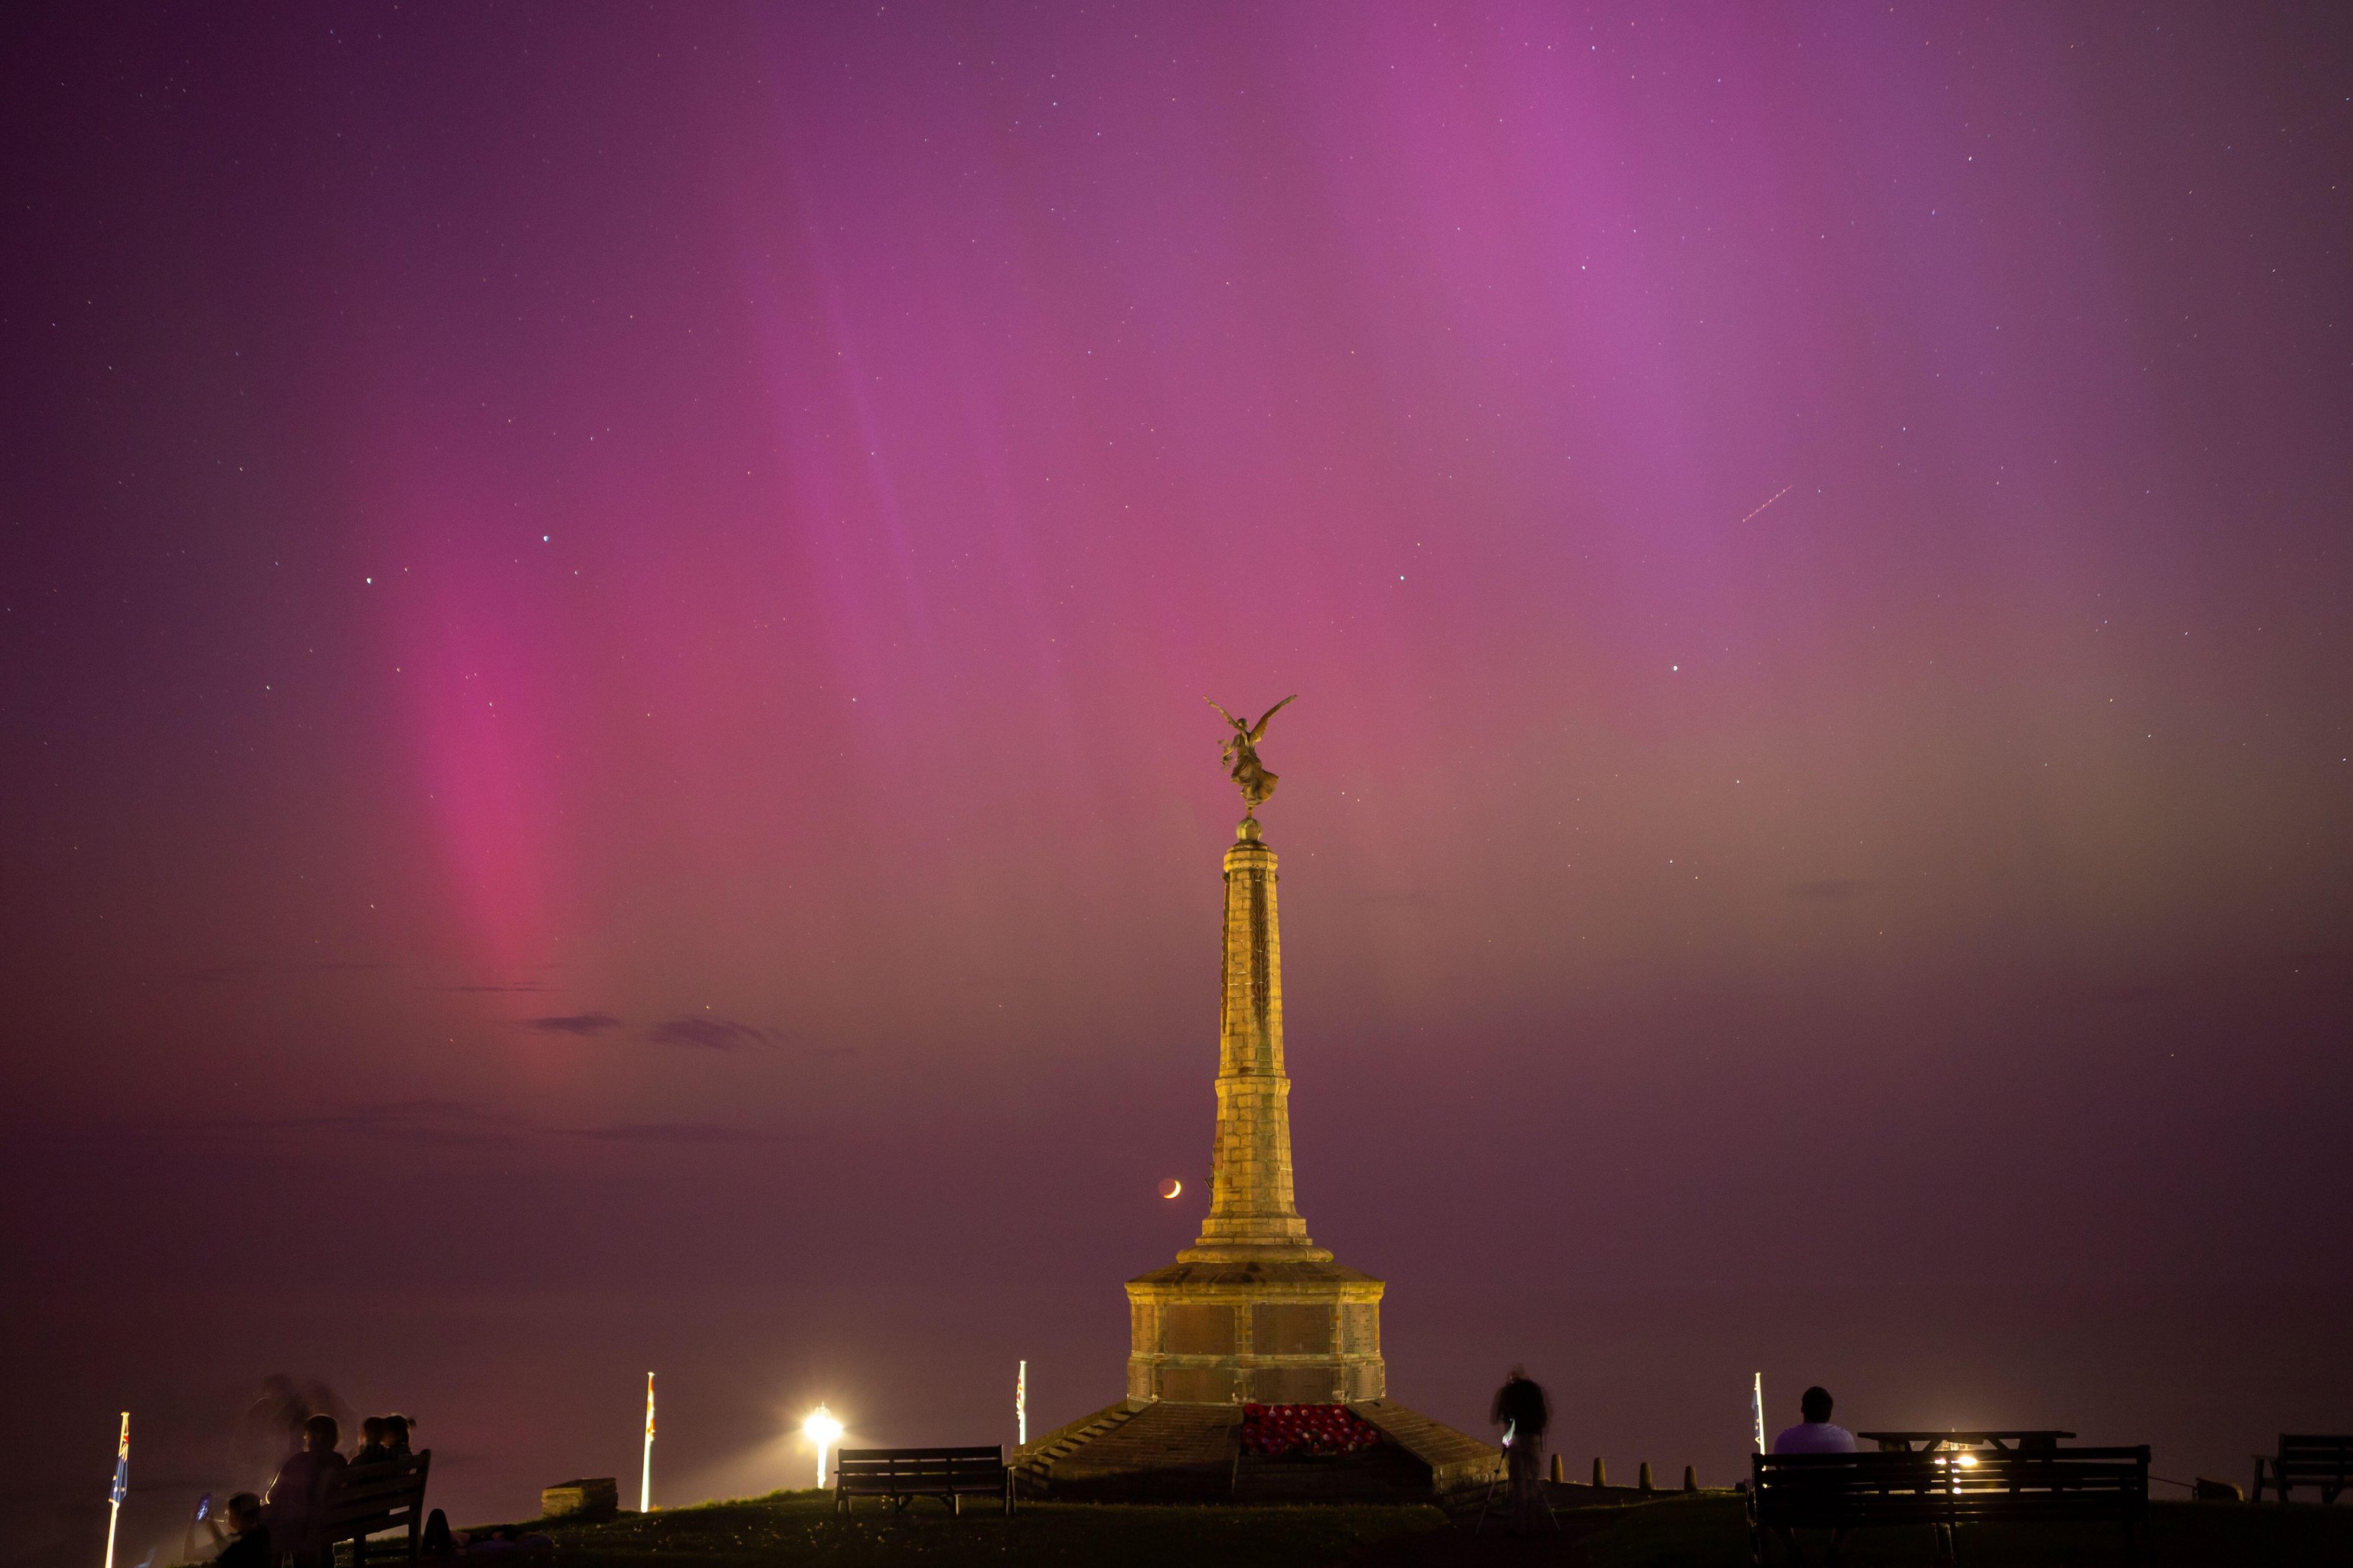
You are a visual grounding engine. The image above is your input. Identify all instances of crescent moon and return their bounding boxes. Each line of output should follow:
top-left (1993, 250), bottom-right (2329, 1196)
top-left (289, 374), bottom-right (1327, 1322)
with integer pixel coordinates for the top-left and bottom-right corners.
top-left (1159, 1178), bottom-right (1182, 1200)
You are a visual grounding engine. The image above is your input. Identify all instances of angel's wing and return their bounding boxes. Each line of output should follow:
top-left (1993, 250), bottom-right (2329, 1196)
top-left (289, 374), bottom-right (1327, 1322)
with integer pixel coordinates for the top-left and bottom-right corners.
top-left (1248, 694), bottom-right (1298, 741)
top-left (1204, 696), bottom-right (1245, 729)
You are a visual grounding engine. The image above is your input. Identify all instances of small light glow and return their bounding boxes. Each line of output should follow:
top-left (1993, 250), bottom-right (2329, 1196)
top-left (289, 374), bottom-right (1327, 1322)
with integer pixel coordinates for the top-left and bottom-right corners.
top-left (803, 1404), bottom-right (843, 1488)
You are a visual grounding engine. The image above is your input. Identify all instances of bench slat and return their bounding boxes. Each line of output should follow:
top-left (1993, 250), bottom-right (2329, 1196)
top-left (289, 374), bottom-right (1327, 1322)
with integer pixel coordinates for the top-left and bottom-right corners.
top-left (837, 1461), bottom-right (1005, 1472)
top-left (837, 1459), bottom-right (1006, 1469)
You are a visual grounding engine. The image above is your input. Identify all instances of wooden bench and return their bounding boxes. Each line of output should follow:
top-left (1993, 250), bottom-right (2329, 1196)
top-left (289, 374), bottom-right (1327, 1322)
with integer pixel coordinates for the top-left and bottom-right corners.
top-left (1751, 1446), bottom-right (2147, 1565)
top-left (2255, 1435), bottom-right (2353, 1503)
top-left (834, 1446), bottom-right (1011, 1517)
top-left (315, 1450), bottom-right (431, 1566)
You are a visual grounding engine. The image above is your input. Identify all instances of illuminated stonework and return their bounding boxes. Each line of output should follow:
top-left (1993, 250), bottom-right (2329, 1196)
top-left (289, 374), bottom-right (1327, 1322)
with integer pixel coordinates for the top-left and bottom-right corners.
top-left (1124, 817), bottom-right (1386, 1404)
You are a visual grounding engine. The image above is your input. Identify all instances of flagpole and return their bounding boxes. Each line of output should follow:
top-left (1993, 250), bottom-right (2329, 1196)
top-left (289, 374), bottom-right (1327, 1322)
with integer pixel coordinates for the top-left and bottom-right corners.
top-left (104, 1411), bottom-right (128, 1568)
top-left (1751, 1374), bottom-right (1766, 1457)
top-left (641, 1373), bottom-right (655, 1514)
top-left (1016, 1362), bottom-right (1026, 1448)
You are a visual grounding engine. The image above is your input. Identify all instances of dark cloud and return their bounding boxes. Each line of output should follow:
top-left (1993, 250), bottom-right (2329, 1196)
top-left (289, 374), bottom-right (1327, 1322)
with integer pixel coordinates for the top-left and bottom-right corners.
top-left (186, 1099), bottom-right (512, 1148)
top-left (646, 1016), bottom-right (779, 1050)
top-left (518, 1011), bottom-right (622, 1037)
top-left (1789, 879), bottom-right (1870, 901)
top-left (173, 1101), bottom-right (780, 1151)
top-left (564, 1122), bottom-right (778, 1144)
top-left (174, 960), bottom-right (395, 985)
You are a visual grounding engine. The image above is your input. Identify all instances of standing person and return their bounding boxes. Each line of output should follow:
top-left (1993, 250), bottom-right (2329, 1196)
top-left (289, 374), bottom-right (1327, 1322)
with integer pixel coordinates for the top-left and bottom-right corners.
top-left (1489, 1365), bottom-right (1552, 1531)
top-left (265, 1414), bottom-right (348, 1567)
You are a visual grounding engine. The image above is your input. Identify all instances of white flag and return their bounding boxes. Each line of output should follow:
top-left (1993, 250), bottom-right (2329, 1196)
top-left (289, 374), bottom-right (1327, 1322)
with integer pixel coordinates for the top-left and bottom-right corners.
top-left (641, 1373), bottom-right (655, 1513)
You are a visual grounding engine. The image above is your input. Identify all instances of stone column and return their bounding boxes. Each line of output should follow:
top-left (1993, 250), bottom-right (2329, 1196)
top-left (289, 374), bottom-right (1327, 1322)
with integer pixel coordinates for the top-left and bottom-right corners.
top-left (1183, 817), bottom-right (1327, 1262)
top-left (1126, 813), bottom-right (1383, 1406)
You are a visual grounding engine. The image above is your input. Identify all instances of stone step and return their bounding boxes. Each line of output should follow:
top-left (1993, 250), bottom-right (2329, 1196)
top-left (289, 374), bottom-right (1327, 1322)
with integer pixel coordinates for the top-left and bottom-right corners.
top-left (1041, 1402), bottom-right (1242, 1503)
top-left (1009, 1397), bottom-right (1499, 1504)
top-left (1012, 1403), bottom-right (1141, 1496)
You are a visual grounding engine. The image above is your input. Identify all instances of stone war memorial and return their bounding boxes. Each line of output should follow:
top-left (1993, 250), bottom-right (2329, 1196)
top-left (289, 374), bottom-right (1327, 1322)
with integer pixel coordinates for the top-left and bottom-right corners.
top-left (1015, 699), bottom-right (1497, 1502)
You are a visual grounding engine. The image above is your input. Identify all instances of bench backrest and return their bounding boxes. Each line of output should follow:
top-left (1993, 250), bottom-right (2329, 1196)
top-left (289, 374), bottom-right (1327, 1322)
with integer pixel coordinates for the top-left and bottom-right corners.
top-left (2276, 1437), bottom-right (2353, 1474)
top-left (322, 1451), bottom-right (431, 1539)
top-left (834, 1447), bottom-right (1004, 1490)
top-left (1754, 1448), bottom-right (2147, 1527)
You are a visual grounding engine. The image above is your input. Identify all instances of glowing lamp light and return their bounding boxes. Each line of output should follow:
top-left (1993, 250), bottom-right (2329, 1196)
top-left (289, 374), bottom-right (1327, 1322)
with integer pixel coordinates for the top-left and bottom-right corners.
top-left (804, 1404), bottom-right (843, 1488)
top-left (1956, 1452), bottom-right (1979, 1468)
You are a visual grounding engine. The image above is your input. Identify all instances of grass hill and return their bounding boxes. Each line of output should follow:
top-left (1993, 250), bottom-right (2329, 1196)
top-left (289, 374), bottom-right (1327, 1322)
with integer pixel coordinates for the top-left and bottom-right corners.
top-left (493, 1488), bottom-right (2353, 1566)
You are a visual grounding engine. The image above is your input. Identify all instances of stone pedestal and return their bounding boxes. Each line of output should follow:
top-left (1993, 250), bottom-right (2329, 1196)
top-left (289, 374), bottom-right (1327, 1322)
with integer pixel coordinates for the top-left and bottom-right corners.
top-left (1126, 1258), bottom-right (1385, 1404)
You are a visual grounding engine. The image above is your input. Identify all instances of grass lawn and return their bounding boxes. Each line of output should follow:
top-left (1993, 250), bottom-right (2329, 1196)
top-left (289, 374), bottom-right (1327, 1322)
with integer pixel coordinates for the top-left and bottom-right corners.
top-left (514, 1490), bottom-right (1445, 1566)
top-left (1556, 1493), bottom-right (2353, 1567)
top-left (498, 1490), bottom-right (2353, 1567)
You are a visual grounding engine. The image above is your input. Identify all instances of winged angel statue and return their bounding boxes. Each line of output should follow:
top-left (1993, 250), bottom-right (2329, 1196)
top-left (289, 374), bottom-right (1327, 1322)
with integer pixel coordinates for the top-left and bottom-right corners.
top-left (1205, 695), bottom-right (1298, 816)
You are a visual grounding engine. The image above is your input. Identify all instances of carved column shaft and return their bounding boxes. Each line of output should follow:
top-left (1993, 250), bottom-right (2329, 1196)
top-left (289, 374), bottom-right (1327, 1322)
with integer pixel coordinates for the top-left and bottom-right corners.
top-left (1187, 824), bottom-right (1321, 1258)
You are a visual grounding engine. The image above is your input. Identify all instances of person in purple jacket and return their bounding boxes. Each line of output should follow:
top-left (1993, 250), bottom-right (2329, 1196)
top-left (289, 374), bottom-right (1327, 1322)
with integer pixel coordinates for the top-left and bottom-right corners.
top-left (1772, 1386), bottom-right (1858, 1454)
top-left (1770, 1387), bottom-right (1857, 1563)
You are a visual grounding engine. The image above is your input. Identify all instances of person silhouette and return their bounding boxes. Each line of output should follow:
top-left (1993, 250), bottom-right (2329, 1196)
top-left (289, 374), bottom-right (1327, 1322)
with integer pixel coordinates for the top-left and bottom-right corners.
top-left (1771, 1386), bottom-right (1857, 1454)
top-left (265, 1414), bottom-right (347, 1568)
top-left (349, 1417), bottom-right (391, 1467)
top-left (1490, 1365), bottom-right (1552, 1530)
top-left (203, 1493), bottom-right (270, 1568)
top-left (1770, 1386), bottom-right (1857, 1563)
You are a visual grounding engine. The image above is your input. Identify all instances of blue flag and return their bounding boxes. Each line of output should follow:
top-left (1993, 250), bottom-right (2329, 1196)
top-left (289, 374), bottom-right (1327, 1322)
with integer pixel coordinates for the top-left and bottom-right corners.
top-left (111, 1413), bottom-right (128, 1505)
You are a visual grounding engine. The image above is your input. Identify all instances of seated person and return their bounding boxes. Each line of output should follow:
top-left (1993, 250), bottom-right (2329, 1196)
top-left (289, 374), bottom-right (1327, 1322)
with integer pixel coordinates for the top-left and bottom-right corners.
top-left (349, 1416), bottom-right (392, 1467)
top-left (1770, 1387), bottom-right (1857, 1563)
top-left (265, 1414), bottom-right (349, 1563)
top-left (203, 1492), bottom-right (270, 1568)
top-left (421, 1508), bottom-right (457, 1558)
top-left (384, 1414), bottom-right (413, 1458)
top-left (1772, 1386), bottom-right (1858, 1454)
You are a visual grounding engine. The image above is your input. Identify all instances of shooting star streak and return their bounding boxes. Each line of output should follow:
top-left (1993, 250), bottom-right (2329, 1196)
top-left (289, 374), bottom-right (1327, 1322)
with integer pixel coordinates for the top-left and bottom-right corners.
top-left (1740, 485), bottom-right (1793, 524)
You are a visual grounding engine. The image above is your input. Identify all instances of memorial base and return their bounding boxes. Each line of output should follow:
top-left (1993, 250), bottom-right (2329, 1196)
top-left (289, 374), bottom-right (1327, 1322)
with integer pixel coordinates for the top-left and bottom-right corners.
top-left (1014, 1398), bottom-right (1499, 1503)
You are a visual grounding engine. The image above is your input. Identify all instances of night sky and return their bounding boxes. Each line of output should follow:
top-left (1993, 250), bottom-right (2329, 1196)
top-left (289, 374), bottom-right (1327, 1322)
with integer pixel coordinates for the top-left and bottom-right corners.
top-left (5, 4), bottom-right (2350, 1563)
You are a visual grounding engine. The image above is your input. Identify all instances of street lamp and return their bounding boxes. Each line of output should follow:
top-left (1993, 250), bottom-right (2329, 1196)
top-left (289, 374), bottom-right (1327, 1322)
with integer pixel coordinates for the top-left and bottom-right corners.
top-left (803, 1404), bottom-right (843, 1489)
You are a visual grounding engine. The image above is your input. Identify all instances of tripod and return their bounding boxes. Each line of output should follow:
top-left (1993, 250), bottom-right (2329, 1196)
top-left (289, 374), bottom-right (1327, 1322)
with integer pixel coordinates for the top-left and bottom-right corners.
top-left (1474, 1421), bottom-right (1559, 1535)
